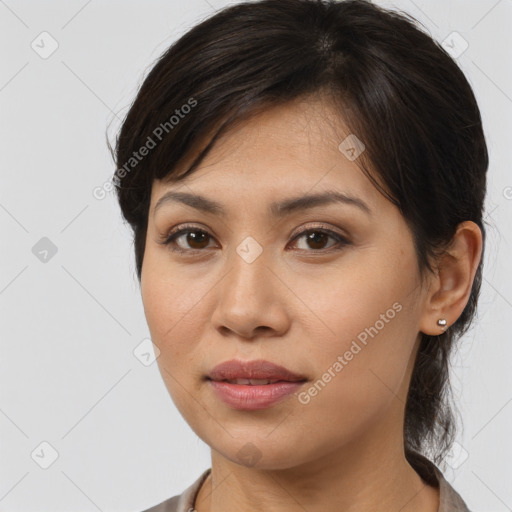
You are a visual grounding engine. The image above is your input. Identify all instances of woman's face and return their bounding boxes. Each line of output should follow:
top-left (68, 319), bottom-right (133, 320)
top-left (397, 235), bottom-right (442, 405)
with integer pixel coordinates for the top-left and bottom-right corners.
top-left (141, 97), bottom-right (430, 470)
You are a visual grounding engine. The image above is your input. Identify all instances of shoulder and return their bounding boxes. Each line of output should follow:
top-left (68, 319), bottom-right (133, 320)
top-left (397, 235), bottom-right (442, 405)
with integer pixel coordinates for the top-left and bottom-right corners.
top-left (408, 451), bottom-right (472, 512)
top-left (140, 468), bottom-right (211, 512)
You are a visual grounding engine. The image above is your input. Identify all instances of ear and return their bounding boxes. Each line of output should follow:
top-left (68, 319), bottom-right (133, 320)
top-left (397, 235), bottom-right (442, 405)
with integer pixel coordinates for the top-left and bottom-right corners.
top-left (419, 221), bottom-right (483, 336)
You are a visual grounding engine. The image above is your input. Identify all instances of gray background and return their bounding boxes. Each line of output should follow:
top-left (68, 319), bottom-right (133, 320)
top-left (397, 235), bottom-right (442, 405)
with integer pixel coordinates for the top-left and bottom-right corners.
top-left (0, 0), bottom-right (510, 511)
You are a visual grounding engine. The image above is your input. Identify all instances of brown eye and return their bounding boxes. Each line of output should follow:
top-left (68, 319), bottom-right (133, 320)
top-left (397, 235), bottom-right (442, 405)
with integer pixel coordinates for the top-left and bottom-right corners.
top-left (179, 230), bottom-right (211, 249)
top-left (289, 227), bottom-right (350, 252)
top-left (162, 227), bottom-right (217, 253)
top-left (300, 231), bottom-right (331, 250)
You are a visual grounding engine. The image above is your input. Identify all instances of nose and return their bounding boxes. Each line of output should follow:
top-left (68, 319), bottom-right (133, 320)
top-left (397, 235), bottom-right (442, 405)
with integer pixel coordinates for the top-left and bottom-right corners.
top-left (210, 243), bottom-right (291, 340)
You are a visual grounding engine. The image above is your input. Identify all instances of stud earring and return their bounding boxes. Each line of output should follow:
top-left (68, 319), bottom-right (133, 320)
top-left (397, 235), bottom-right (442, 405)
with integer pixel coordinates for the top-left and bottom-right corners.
top-left (437, 318), bottom-right (448, 331)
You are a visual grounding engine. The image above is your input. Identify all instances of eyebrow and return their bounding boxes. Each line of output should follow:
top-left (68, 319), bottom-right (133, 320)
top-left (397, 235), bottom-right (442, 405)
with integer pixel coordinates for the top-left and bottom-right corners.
top-left (153, 190), bottom-right (372, 218)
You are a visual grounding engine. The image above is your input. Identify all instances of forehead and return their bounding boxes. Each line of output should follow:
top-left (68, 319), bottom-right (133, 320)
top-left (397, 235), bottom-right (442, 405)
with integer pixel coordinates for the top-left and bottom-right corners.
top-left (150, 96), bottom-right (382, 210)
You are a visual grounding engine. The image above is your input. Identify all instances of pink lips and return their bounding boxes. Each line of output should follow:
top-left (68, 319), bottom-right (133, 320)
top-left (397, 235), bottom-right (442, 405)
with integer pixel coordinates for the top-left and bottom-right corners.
top-left (206, 359), bottom-right (307, 410)
top-left (207, 358), bottom-right (307, 382)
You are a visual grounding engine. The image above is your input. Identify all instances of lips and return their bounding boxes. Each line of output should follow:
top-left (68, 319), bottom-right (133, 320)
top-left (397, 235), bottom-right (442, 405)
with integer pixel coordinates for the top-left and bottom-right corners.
top-left (223, 378), bottom-right (282, 385)
top-left (207, 359), bottom-right (307, 383)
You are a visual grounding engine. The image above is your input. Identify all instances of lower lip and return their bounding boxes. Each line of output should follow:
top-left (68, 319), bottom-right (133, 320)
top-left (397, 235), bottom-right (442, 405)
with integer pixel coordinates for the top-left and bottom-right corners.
top-left (208, 379), bottom-right (306, 410)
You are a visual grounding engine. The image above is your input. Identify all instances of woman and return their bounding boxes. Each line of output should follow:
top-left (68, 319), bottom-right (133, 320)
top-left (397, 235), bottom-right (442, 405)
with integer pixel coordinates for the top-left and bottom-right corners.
top-left (110, 0), bottom-right (487, 510)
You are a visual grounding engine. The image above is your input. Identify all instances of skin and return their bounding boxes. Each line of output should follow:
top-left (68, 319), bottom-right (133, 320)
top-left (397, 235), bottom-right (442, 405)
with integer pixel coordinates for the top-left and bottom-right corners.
top-left (140, 95), bottom-right (483, 512)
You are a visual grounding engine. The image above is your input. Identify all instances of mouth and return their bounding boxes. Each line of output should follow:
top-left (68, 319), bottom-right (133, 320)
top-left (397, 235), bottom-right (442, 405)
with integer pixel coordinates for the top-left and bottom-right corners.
top-left (206, 358), bottom-right (308, 384)
top-left (206, 377), bottom-right (307, 385)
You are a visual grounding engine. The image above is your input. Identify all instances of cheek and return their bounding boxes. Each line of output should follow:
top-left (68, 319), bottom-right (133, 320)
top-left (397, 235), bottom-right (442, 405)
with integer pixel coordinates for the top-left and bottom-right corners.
top-left (141, 251), bottom-right (210, 346)
top-left (141, 249), bottom-right (229, 386)
top-left (290, 245), bottom-right (420, 413)
top-left (290, 246), bottom-right (415, 348)
top-left (141, 260), bottom-right (211, 417)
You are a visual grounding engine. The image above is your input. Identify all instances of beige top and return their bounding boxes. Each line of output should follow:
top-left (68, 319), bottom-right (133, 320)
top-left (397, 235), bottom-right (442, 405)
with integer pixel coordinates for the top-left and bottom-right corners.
top-left (141, 454), bottom-right (471, 512)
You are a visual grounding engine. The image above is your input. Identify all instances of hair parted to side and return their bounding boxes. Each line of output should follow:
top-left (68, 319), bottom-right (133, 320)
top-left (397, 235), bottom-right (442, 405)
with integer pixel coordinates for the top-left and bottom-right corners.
top-left (108, 0), bottom-right (488, 477)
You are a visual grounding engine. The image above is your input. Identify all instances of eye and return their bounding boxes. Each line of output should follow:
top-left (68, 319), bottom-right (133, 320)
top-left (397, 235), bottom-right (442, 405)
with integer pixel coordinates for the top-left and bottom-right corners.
top-left (159, 224), bottom-right (217, 253)
top-left (288, 225), bottom-right (351, 252)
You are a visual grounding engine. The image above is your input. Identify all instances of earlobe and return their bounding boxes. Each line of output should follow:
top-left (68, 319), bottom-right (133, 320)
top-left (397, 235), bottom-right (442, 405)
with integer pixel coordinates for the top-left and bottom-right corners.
top-left (419, 221), bottom-right (483, 336)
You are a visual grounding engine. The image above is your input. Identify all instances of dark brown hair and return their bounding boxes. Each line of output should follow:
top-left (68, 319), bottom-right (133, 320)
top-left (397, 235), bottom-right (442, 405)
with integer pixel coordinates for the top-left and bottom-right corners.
top-left (108, 0), bottom-right (488, 475)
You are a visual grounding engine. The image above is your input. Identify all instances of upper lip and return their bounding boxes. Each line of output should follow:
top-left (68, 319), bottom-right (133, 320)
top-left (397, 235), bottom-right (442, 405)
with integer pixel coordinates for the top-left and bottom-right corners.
top-left (207, 359), bottom-right (307, 382)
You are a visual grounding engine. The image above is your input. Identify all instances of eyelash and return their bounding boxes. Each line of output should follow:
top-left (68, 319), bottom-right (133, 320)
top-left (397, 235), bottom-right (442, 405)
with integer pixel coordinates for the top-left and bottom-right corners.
top-left (158, 223), bottom-right (351, 255)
